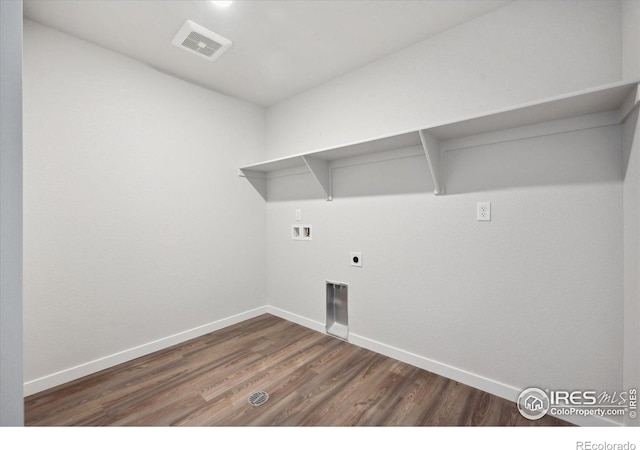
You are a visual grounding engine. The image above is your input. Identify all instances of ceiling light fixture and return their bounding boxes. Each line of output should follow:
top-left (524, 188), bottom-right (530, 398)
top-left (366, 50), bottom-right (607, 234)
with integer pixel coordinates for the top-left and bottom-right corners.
top-left (211, 1), bottom-right (233, 7)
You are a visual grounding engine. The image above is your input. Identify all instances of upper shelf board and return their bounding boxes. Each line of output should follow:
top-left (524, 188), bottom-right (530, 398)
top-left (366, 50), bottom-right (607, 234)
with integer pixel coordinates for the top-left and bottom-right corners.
top-left (428, 81), bottom-right (637, 141)
top-left (240, 80), bottom-right (639, 176)
top-left (240, 131), bottom-right (421, 174)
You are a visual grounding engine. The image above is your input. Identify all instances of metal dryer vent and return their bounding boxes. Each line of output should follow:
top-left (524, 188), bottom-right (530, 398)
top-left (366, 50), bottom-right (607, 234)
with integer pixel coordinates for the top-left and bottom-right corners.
top-left (172, 20), bottom-right (232, 62)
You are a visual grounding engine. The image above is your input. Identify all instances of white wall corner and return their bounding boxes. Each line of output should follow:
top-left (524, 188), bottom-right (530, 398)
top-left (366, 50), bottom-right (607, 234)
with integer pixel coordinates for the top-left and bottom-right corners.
top-left (623, 0), bottom-right (640, 80)
top-left (0, 0), bottom-right (24, 426)
top-left (623, 105), bottom-right (640, 427)
top-left (23, 306), bottom-right (268, 396)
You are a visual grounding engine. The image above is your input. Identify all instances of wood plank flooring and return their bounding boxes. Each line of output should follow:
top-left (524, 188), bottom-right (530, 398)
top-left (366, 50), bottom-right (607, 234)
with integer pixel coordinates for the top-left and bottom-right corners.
top-left (24, 314), bottom-right (570, 426)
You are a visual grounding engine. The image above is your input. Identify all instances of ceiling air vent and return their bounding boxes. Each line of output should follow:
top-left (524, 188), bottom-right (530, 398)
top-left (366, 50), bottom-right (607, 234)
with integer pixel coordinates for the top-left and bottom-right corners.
top-left (172, 20), bottom-right (232, 62)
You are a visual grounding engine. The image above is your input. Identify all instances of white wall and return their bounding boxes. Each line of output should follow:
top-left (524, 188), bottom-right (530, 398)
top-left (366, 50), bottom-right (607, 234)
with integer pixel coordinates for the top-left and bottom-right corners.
top-left (623, 107), bottom-right (640, 426)
top-left (266, 0), bottom-right (621, 159)
top-left (623, 0), bottom-right (640, 80)
top-left (0, 0), bottom-right (24, 426)
top-left (266, 125), bottom-right (623, 401)
top-left (622, 0), bottom-right (640, 427)
top-left (23, 20), bottom-right (267, 392)
top-left (264, 0), bottom-right (626, 425)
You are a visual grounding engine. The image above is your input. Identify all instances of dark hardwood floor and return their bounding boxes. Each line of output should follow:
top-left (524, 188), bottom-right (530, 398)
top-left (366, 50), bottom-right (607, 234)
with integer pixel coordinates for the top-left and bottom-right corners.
top-left (24, 314), bottom-right (569, 426)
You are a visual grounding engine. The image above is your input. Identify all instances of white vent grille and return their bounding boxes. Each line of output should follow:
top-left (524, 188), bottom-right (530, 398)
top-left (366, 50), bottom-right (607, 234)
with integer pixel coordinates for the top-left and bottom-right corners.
top-left (172, 20), bottom-right (232, 62)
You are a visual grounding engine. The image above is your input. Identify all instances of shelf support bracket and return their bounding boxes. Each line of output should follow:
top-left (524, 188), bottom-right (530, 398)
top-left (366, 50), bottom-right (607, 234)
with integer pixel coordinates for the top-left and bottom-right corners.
top-left (620, 84), bottom-right (640, 123)
top-left (303, 155), bottom-right (332, 201)
top-left (419, 130), bottom-right (444, 195)
top-left (239, 169), bottom-right (267, 201)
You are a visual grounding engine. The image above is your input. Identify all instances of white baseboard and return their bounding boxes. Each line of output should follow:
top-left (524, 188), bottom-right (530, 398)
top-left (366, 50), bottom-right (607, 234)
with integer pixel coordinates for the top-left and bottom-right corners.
top-left (23, 306), bottom-right (269, 396)
top-left (348, 332), bottom-right (521, 404)
top-left (23, 304), bottom-right (624, 427)
top-left (265, 305), bottom-right (325, 333)
top-left (266, 307), bottom-right (621, 428)
top-left (349, 333), bottom-right (621, 427)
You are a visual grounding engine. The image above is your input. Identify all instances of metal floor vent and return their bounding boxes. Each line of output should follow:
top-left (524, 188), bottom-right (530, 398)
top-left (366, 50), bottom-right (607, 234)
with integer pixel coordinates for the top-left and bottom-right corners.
top-left (248, 391), bottom-right (269, 407)
top-left (172, 20), bottom-right (232, 62)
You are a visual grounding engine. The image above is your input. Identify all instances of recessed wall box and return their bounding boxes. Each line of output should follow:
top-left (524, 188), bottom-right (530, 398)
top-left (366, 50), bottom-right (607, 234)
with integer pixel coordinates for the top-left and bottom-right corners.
top-left (326, 281), bottom-right (348, 340)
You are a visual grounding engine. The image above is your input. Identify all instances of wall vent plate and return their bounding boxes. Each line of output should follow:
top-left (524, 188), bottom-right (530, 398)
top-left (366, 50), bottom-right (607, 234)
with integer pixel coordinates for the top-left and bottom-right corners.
top-left (172, 20), bottom-right (232, 62)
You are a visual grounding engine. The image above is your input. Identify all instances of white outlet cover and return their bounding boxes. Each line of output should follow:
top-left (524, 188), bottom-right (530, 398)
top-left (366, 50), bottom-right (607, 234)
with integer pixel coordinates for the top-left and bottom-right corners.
top-left (477, 202), bottom-right (491, 221)
top-left (292, 224), bottom-right (312, 240)
top-left (350, 252), bottom-right (362, 267)
top-left (291, 224), bottom-right (301, 240)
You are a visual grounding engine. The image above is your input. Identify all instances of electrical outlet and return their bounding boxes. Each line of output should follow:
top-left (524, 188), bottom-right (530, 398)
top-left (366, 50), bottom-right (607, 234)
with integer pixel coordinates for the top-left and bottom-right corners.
top-left (350, 252), bottom-right (362, 267)
top-left (477, 202), bottom-right (491, 221)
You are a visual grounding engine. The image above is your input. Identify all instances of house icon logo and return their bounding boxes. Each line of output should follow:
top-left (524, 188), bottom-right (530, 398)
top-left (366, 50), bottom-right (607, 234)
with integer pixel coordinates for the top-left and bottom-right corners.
top-left (524, 395), bottom-right (544, 411)
top-left (517, 388), bottom-right (550, 420)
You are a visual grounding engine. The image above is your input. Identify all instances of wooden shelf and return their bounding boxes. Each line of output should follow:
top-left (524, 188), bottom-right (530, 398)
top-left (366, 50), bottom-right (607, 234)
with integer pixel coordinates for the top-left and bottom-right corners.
top-left (240, 80), bottom-right (639, 200)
